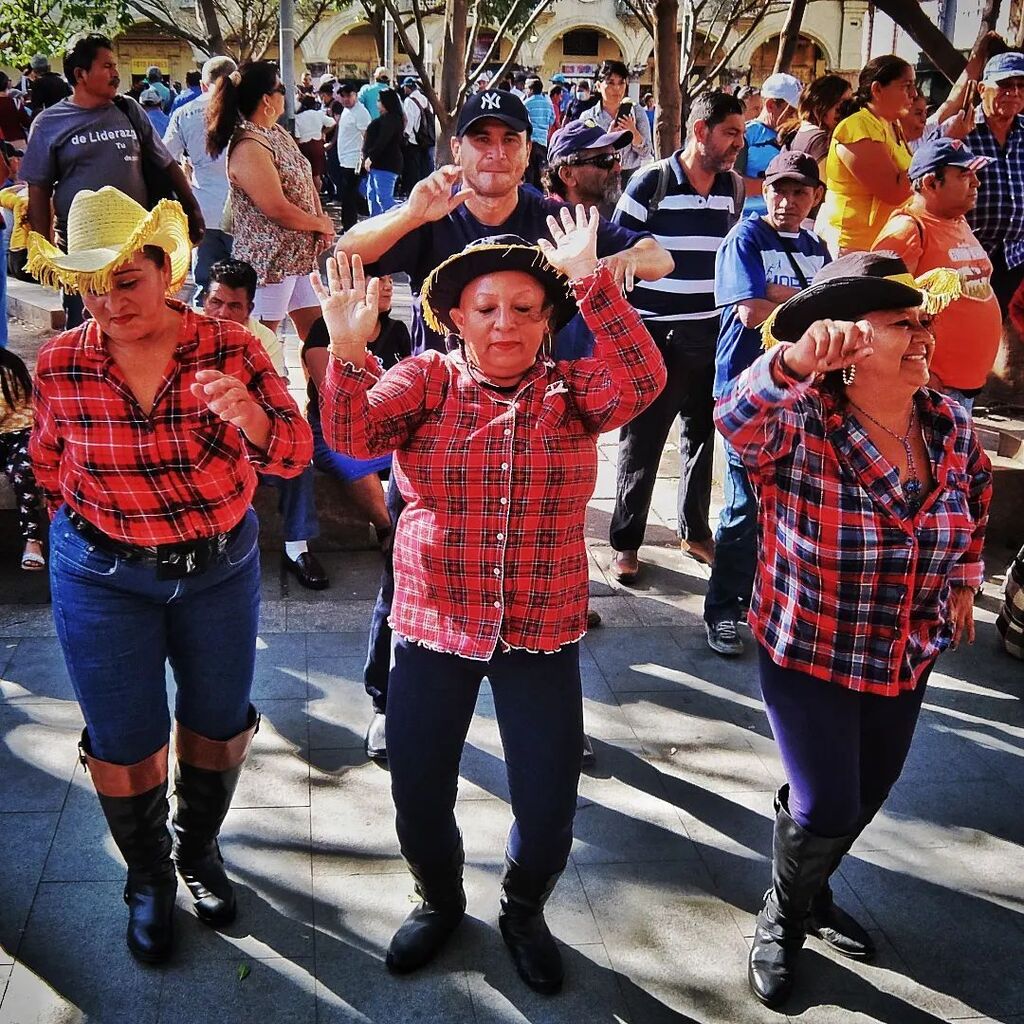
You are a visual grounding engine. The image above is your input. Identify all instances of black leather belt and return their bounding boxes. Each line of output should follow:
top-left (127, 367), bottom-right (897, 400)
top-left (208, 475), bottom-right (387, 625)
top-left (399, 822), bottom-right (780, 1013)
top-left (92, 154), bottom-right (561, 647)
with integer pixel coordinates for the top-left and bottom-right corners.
top-left (66, 508), bottom-right (244, 576)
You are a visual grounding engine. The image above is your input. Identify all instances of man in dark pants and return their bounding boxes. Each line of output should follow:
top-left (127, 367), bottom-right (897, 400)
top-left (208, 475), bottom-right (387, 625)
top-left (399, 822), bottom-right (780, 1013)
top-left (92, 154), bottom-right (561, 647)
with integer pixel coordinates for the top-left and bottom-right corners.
top-left (335, 83), bottom-right (370, 233)
top-left (21, 34), bottom-right (203, 328)
top-left (336, 88), bottom-right (673, 759)
top-left (609, 91), bottom-right (746, 583)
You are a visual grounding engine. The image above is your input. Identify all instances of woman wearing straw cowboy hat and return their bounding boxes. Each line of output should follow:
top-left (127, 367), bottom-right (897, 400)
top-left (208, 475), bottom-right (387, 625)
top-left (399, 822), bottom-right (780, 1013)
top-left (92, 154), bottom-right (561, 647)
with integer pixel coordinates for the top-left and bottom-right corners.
top-left (715, 251), bottom-right (992, 1008)
top-left (28, 187), bottom-right (313, 964)
top-left (314, 205), bottom-right (666, 994)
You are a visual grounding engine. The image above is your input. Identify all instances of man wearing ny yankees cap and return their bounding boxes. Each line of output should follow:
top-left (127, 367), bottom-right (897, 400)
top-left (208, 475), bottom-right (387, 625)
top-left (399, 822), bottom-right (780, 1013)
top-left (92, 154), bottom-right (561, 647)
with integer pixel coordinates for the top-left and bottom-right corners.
top-left (336, 88), bottom-right (673, 356)
top-left (332, 88), bottom-right (672, 765)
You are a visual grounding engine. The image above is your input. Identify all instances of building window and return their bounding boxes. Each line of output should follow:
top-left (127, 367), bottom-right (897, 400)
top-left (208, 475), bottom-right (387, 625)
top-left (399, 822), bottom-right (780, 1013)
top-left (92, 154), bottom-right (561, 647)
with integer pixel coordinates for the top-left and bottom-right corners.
top-left (563, 31), bottom-right (600, 56)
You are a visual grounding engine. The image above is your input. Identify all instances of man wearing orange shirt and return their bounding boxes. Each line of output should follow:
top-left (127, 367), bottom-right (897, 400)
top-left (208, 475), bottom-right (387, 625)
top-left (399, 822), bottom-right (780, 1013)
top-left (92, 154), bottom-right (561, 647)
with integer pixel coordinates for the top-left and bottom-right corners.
top-left (873, 138), bottom-right (1001, 416)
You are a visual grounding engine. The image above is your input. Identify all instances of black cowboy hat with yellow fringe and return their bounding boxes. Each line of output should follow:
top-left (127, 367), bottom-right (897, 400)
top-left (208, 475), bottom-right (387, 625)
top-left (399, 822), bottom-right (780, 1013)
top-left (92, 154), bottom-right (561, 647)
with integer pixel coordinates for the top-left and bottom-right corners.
top-left (420, 235), bottom-right (577, 337)
top-left (761, 251), bottom-right (962, 348)
top-left (26, 187), bottom-right (191, 296)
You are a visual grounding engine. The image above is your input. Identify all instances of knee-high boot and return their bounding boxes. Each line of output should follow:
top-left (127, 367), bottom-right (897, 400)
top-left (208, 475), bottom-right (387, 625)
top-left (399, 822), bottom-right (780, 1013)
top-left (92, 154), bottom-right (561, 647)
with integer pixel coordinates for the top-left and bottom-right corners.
top-left (499, 857), bottom-right (564, 995)
top-left (172, 705), bottom-right (260, 927)
top-left (748, 800), bottom-right (857, 1008)
top-left (386, 835), bottom-right (467, 973)
top-left (773, 786), bottom-right (876, 960)
top-left (79, 731), bottom-right (176, 964)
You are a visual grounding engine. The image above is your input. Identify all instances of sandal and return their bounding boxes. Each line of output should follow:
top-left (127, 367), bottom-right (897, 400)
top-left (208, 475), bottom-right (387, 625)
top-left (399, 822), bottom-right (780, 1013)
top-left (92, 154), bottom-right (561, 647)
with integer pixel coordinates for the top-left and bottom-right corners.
top-left (21, 548), bottom-right (45, 572)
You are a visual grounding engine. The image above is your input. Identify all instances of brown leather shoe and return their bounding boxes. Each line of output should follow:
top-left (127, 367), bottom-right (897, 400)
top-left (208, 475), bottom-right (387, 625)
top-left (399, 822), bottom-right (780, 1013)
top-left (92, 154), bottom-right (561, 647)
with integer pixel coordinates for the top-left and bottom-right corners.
top-left (586, 607), bottom-right (602, 629)
top-left (681, 538), bottom-right (716, 566)
top-left (612, 550), bottom-right (640, 584)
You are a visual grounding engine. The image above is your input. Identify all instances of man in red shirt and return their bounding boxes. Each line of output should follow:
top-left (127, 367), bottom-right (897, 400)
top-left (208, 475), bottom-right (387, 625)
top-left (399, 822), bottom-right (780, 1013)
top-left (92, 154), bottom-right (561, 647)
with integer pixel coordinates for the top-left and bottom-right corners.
top-left (873, 138), bottom-right (1001, 416)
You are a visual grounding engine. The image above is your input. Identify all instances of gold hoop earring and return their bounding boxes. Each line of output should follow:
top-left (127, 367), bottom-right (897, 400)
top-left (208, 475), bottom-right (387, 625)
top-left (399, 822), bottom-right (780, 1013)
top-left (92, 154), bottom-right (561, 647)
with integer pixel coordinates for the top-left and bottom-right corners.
top-left (842, 364), bottom-right (857, 386)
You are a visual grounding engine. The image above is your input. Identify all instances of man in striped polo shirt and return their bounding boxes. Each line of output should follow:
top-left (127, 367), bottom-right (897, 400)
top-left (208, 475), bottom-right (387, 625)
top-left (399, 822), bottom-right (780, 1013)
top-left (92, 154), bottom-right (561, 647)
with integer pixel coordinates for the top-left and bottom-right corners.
top-left (609, 91), bottom-right (746, 582)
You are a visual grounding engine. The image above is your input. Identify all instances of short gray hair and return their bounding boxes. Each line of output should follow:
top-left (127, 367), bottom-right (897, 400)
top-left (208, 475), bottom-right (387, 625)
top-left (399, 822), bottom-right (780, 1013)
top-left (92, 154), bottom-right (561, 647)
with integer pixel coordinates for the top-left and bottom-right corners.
top-left (202, 55), bottom-right (237, 87)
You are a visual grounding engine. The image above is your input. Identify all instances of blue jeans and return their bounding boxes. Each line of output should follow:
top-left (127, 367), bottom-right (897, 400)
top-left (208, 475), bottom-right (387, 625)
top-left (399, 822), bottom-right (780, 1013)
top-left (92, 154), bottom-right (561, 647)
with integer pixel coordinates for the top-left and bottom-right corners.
top-left (367, 169), bottom-right (399, 215)
top-left (260, 466), bottom-right (319, 542)
top-left (49, 505), bottom-right (261, 765)
top-left (388, 636), bottom-right (583, 873)
top-left (310, 408), bottom-right (391, 482)
top-left (704, 439), bottom-right (757, 625)
top-left (192, 228), bottom-right (233, 305)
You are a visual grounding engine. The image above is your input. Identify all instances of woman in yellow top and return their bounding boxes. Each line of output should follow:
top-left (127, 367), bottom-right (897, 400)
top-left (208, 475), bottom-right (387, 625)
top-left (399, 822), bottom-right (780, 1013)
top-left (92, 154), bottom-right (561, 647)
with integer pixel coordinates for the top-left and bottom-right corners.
top-left (817, 56), bottom-right (916, 254)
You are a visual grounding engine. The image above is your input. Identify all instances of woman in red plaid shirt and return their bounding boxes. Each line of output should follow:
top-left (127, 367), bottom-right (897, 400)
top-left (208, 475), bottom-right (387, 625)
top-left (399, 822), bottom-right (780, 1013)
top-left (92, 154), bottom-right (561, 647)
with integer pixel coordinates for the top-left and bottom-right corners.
top-left (27, 188), bottom-right (313, 964)
top-left (314, 205), bottom-right (666, 994)
top-left (715, 251), bottom-right (992, 1009)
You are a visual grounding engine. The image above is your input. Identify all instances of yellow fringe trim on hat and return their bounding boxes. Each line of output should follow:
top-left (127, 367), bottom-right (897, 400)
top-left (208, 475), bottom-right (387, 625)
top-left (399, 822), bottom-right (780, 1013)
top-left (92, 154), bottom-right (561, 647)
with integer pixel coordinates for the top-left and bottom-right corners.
top-left (761, 268), bottom-right (963, 351)
top-left (0, 187), bottom-right (30, 251)
top-left (420, 242), bottom-right (570, 335)
top-left (26, 199), bottom-right (190, 296)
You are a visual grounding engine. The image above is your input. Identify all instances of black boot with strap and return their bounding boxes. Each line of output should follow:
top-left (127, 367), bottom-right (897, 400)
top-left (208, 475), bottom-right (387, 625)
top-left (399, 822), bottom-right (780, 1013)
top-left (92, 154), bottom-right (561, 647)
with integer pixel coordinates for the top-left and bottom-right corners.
top-left (498, 857), bottom-right (564, 995)
top-left (172, 705), bottom-right (260, 927)
top-left (79, 731), bottom-right (177, 964)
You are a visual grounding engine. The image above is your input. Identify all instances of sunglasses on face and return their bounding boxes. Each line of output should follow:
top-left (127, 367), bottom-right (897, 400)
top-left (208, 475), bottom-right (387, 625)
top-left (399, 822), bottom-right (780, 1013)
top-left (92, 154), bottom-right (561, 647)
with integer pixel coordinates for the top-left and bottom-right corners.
top-left (271, 83), bottom-right (287, 95)
top-left (570, 153), bottom-right (622, 170)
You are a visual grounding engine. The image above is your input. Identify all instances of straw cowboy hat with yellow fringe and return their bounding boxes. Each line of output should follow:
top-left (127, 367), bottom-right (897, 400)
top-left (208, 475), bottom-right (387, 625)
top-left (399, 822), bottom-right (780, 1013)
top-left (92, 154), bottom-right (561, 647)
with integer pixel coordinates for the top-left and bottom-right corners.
top-left (27, 187), bottom-right (191, 296)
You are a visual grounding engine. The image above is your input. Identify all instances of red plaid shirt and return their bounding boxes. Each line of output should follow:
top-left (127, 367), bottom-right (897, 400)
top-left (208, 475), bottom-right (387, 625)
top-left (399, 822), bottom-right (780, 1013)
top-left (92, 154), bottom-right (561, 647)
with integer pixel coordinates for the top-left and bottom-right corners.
top-left (321, 266), bottom-right (666, 660)
top-left (31, 302), bottom-right (313, 546)
top-left (715, 348), bottom-right (992, 696)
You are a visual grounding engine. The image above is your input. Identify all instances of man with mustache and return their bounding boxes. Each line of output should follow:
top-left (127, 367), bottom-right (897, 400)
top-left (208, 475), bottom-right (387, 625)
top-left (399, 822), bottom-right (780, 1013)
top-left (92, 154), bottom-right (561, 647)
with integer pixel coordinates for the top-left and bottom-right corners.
top-left (21, 34), bottom-right (203, 328)
top-left (873, 138), bottom-right (1000, 418)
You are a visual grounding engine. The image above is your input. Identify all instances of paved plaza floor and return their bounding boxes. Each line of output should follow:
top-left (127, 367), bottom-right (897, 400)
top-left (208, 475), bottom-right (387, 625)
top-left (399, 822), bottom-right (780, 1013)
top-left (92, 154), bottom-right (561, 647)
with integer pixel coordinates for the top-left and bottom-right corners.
top-left (0, 320), bottom-right (1022, 1023)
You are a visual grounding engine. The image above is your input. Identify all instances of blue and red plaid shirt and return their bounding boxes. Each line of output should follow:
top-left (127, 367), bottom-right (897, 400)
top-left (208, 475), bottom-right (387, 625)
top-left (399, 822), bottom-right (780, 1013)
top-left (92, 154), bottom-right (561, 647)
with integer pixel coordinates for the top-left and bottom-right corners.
top-left (965, 111), bottom-right (1024, 270)
top-left (715, 348), bottom-right (992, 696)
top-left (31, 302), bottom-right (313, 546)
top-left (320, 265), bottom-right (667, 660)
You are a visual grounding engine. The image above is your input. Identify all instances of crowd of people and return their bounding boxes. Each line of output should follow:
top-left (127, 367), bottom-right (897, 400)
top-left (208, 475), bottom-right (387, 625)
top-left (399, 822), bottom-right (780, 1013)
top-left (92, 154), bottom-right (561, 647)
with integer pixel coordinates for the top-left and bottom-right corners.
top-left (0, 28), bottom-right (1021, 1012)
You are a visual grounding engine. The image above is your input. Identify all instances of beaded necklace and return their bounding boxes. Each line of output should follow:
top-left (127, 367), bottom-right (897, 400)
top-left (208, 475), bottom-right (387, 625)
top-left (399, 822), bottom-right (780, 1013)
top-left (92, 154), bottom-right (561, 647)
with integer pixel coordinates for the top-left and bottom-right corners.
top-left (849, 400), bottom-right (923, 509)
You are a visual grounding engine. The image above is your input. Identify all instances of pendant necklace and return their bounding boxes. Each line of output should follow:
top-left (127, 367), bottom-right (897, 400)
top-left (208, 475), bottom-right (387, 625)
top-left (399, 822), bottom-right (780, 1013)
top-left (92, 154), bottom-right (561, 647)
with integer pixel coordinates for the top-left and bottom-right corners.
top-left (849, 400), bottom-right (923, 509)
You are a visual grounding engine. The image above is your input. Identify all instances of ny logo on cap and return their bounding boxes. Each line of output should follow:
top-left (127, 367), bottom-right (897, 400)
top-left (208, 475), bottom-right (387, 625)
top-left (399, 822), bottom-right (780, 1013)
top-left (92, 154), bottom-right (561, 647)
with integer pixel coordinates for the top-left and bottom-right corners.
top-left (481, 93), bottom-right (502, 110)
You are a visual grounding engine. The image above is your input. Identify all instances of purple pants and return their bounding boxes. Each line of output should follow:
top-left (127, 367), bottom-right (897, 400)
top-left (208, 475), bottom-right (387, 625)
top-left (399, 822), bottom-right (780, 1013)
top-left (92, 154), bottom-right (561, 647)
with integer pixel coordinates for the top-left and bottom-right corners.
top-left (757, 645), bottom-right (932, 838)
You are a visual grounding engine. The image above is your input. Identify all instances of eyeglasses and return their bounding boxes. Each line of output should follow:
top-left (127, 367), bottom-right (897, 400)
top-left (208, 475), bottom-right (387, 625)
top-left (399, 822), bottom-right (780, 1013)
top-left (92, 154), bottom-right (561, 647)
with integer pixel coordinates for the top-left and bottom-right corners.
top-left (569, 153), bottom-right (622, 170)
top-left (271, 83), bottom-right (287, 95)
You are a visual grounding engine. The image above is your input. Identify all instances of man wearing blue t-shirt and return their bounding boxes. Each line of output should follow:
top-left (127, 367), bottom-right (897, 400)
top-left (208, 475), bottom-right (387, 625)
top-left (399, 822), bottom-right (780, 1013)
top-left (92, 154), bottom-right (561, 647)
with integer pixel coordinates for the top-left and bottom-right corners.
top-left (335, 87), bottom-right (672, 761)
top-left (736, 72), bottom-right (803, 217)
top-left (705, 150), bottom-right (829, 656)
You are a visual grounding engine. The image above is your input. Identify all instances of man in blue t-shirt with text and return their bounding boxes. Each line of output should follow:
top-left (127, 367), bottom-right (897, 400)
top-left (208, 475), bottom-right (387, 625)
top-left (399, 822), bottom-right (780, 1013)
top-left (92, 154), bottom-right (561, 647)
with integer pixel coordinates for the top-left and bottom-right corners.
top-left (704, 150), bottom-right (830, 656)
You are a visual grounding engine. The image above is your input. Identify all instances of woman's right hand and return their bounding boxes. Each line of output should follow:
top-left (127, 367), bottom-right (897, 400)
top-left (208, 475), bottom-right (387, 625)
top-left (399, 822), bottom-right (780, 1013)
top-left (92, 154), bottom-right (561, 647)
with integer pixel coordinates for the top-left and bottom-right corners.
top-left (406, 165), bottom-right (474, 223)
top-left (309, 254), bottom-right (381, 363)
top-left (782, 319), bottom-right (874, 379)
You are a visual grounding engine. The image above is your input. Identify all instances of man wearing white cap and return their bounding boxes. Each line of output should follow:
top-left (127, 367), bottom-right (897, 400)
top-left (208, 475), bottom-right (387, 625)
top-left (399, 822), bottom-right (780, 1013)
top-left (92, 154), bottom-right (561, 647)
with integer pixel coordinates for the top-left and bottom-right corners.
top-left (737, 72), bottom-right (803, 216)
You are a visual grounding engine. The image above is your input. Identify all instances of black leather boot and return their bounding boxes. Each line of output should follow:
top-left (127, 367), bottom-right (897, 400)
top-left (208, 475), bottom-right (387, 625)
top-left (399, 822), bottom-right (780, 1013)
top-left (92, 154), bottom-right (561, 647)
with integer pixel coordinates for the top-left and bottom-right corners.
top-left (498, 857), bottom-right (564, 995)
top-left (386, 838), bottom-right (467, 973)
top-left (172, 706), bottom-right (260, 927)
top-left (748, 801), bottom-right (855, 1008)
top-left (774, 787), bottom-right (876, 961)
top-left (79, 731), bottom-right (176, 964)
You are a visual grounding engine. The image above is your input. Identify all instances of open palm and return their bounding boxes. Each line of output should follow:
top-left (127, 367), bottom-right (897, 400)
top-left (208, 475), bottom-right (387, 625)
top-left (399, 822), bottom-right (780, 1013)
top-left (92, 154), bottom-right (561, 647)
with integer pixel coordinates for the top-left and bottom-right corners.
top-left (310, 254), bottom-right (380, 352)
top-left (538, 204), bottom-right (599, 280)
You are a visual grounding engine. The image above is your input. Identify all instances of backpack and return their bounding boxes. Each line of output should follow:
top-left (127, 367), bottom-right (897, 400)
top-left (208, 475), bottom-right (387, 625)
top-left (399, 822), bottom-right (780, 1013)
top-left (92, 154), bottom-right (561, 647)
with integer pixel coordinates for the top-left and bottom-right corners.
top-left (642, 157), bottom-right (745, 227)
top-left (413, 95), bottom-right (435, 148)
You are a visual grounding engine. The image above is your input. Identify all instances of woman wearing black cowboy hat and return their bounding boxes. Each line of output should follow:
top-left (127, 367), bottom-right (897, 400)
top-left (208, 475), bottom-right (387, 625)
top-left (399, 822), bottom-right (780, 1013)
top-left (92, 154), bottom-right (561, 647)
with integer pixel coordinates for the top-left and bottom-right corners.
top-left (716, 251), bottom-right (992, 1008)
top-left (313, 205), bottom-right (666, 994)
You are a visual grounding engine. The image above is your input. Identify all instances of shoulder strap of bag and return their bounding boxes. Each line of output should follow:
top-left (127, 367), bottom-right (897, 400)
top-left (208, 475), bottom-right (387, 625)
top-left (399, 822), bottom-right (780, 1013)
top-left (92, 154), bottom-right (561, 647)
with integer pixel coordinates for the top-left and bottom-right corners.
top-left (767, 224), bottom-right (810, 290)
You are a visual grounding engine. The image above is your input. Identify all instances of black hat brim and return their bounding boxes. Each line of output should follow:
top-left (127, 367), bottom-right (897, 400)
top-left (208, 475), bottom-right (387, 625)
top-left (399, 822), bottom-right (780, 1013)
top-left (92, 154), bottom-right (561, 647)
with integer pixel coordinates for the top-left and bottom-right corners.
top-left (771, 276), bottom-right (924, 343)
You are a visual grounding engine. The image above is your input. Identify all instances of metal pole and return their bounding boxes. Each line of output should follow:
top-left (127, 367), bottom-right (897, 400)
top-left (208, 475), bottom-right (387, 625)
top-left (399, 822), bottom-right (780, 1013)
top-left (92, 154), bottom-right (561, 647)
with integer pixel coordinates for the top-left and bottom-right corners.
top-left (280, 0), bottom-right (296, 131)
top-left (384, 10), bottom-right (395, 80)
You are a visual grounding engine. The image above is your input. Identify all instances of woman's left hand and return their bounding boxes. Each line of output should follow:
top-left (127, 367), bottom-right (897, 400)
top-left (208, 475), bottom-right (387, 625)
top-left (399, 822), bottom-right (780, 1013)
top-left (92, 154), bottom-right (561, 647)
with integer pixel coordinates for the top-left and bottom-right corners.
top-left (948, 584), bottom-right (977, 649)
top-left (191, 370), bottom-right (271, 448)
top-left (539, 203), bottom-right (599, 281)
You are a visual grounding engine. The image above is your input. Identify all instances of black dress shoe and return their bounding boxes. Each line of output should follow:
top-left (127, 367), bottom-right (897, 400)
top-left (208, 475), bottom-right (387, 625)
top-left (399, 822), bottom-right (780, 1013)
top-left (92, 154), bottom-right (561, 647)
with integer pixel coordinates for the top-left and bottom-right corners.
top-left (365, 711), bottom-right (387, 762)
top-left (284, 551), bottom-right (329, 590)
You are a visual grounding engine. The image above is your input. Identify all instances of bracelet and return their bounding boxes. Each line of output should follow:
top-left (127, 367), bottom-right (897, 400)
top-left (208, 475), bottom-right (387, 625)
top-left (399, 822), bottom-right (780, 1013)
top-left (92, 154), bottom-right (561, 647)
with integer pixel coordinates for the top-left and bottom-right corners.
top-left (777, 348), bottom-right (808, 382)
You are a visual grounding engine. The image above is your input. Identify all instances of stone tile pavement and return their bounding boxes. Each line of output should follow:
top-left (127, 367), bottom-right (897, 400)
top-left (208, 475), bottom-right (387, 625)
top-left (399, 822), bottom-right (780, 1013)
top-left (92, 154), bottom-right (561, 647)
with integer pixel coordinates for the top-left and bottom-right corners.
top-left (1, 315), bottom-right (1022, 1022)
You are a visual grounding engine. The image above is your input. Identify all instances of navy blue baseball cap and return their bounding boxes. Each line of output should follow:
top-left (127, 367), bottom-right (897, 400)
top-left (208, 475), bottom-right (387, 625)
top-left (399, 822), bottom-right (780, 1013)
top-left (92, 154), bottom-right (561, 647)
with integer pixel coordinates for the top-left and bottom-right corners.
top-left (908, 138), bottom-right (992, 181)
top-left (982, 51), bottom-right (1024, 84)
top-left (455, 89), bottom-right (531, 136)
top-left (401, 77), bottom-right (418, 88)
top-left (547, 119), bottom-right (631, 164)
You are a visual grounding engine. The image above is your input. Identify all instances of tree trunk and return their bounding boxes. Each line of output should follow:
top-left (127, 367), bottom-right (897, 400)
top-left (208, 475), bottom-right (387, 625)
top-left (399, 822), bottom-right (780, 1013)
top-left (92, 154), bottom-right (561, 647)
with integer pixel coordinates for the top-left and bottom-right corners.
top-left (870, 0), bottom-right (966, 82)
top-left (195, 0), bottom-right (226, 55)
top-left (774, 0), bottom-right (808, 74)
top-left (654, 0), bottom-right (680, 156)
top-left (974, 0), bottom-right (1004, 46)
top-left (436, 0), bottom-right (468, 164)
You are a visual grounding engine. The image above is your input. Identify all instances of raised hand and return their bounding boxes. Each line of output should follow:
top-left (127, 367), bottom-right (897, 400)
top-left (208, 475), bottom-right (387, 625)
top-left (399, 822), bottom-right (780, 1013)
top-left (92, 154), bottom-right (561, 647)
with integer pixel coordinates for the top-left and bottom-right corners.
top-left (538, 203), bottom-right (599, 281)
top-left (782, 319), bottom-right (874, 380)
top-left (406, 165), bottom-right (474, 224)
top-left (309, 254), bottom-right (381, 366)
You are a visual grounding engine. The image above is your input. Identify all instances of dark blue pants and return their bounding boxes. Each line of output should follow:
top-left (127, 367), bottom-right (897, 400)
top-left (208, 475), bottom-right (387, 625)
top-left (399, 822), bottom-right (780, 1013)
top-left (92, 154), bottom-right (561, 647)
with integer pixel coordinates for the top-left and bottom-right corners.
top-left (192, 228), bottom-right (233, 305)
top-left (758, 645), bottom-right (931, 838)
top-left (364, 473), bottom-right (404, 711)
top-left (387, 636), bottom-right (583, 873)
top-left (260, 466), bottom-right (319, 542)
top-left (49, 506), bottom-right (260, 764)
top-left (704, 440), bottom-right (757, 625)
